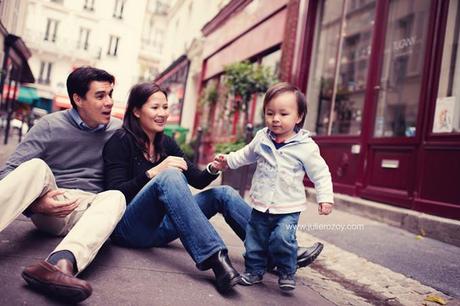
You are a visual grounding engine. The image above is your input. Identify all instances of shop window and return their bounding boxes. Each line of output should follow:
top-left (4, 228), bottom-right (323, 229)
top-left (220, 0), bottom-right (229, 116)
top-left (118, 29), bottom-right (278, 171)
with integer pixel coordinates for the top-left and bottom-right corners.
top-left (253, 49), bottom-right (282, 130)
top-left (207, 79), bottom-right (225, 137)
top-left (77, 27), bottom-right (90, 50)
top-left (38, 61), bottom-right (53, 85)
top-left (44, 18), bottom-right (59, 42)
top-left (306, 0), bottom-right (376, 136)
top-left (107, 35), bottom-right (120, 56)
top-left (432, 0), bottom-right (460, 134)
top-left (113, 0), bottom-right (125, 19)
top-left (373, 0), bottom-right (431, 137)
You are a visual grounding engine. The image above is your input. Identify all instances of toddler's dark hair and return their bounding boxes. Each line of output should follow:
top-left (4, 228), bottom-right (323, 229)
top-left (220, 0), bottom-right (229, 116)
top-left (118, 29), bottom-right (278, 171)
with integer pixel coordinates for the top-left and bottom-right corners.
top-left (263, 82), bottom-right (307, 129)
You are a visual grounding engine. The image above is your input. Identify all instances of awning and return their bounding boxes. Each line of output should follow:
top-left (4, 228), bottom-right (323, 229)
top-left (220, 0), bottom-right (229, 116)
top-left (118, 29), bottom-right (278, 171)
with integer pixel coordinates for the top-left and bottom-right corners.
top-left (5, 34), bottom-right (35, 83)
top-left (54, 95), bottom-right (71, 109)
top-left (17, 86), bottom-right (39, 105)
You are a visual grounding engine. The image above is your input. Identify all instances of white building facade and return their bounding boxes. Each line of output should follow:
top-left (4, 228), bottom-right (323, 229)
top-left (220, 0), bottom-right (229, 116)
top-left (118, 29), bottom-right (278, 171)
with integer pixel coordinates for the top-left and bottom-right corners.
top-left (22, 0), bottom-right (168, 106)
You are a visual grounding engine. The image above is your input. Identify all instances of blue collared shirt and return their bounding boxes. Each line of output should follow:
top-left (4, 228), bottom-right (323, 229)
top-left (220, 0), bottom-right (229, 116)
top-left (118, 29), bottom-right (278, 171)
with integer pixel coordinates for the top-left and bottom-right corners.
top-left (69, 108), bottom-right (107, 132)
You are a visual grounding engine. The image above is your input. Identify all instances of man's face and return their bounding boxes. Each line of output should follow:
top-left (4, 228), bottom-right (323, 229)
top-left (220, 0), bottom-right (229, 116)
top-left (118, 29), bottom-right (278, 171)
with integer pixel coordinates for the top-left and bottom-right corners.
top-left (74, 81), bottom-right (114, 128)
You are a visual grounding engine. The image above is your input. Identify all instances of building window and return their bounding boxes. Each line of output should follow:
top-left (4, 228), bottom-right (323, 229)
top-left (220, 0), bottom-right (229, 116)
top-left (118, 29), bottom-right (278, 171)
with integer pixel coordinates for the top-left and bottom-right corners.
top-left (113, 0), bottom-right (125, 19)
top-left (107, 35), bottom-right (120, 56)
top-left (38, 61), bottom-right (53, 85)
top-left (152, 29), bottom-right (163, 51)
top-left (83, 0), bottom-right (95, 11)
top-left (306, 0), bottom-right (376, 136)
top-left (252, 49), bottom-right (282, 130)
top-left (138, 65), bottom-right (158, 82)
top-left (152, 1), bottom-right (168, 14)
top-left (432, 0), bottom-right (460, 134)
top-left (77, 27), bottom-right (90, 50)
top-left (44, 18), bottom-right (59, 42)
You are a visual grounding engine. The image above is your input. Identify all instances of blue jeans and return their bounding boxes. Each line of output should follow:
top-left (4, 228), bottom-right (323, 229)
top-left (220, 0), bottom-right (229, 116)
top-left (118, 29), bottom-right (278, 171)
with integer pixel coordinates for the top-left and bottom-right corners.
top-left (244, 210), bottom-right (300, 276)
top-left (110, 169), bottom-right (251, 265)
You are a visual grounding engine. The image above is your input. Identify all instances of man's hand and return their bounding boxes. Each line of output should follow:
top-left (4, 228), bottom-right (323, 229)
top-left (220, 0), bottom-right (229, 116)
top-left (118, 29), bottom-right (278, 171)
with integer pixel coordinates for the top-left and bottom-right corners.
top-left (318, 202), bottom-right (333, 215)
top-left (29, 190), bottom-right (80, 217)
top-left (212, 154), bottom-right (228, 171)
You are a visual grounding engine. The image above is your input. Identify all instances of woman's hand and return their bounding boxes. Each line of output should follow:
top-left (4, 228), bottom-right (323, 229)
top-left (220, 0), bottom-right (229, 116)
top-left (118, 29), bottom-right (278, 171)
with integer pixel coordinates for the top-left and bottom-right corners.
top-left (146, 156), bottom-right (188, 178)
top-left (212, 154), bottom-right (229, 171)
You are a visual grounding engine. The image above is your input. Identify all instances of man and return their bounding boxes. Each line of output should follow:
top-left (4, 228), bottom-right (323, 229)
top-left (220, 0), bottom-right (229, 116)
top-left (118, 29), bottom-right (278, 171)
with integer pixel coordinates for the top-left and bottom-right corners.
top-left (0, 66), bottom-right (125, 303)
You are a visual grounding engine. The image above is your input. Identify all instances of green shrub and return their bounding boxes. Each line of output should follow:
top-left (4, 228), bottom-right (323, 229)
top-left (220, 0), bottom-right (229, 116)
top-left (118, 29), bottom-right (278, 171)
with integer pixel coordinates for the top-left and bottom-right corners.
top-left (180, 142), bottom-right (195, 161)
top-left (214, 141), bottom-right (246, 154)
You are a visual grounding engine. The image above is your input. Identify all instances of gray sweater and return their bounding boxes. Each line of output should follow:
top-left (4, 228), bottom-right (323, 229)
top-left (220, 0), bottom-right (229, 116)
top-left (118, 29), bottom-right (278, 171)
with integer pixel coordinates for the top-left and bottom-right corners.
top-left (0, 110), bottom-right (122, 193)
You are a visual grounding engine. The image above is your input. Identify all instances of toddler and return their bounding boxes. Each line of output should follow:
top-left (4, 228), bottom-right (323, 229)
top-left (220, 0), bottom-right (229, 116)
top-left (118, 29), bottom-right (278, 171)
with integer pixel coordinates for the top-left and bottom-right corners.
top-left (212, 82), bottom-right (334, 291)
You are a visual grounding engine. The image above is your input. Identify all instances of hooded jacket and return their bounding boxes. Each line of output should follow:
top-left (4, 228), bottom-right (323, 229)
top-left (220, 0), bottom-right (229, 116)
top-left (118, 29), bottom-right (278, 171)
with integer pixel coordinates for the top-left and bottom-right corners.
top-left (227, 127), bottom-right (333, 214)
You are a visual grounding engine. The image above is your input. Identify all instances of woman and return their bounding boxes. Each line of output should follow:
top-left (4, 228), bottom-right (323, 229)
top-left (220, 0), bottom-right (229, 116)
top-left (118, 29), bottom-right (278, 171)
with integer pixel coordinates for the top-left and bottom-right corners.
top-left (103, 83), bottom-right (245, 292)
top-left (103, 83), bottom-right (322, 292)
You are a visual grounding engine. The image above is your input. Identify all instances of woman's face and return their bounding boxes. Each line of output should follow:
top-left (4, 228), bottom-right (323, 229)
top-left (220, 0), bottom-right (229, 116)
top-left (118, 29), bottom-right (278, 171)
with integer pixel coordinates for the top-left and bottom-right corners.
top-left (134, 91), bottom-right (169, 136)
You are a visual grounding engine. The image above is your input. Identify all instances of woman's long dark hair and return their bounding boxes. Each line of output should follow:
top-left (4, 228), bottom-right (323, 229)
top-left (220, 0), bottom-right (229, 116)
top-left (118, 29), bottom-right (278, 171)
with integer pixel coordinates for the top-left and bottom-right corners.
top-left (123, 82), bottom-right (168, 160)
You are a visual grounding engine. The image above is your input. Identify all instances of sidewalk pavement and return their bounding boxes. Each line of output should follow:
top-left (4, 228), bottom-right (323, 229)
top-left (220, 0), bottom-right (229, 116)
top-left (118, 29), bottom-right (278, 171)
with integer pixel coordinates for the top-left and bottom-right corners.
top-left (0, 214), bottom-right (334, 305)
top-left (0, 137), bottom-right (333, 305)
top-left (1, 134), bottom-right (459, 305)
top-left (306, 187), bottom-right (460, 247)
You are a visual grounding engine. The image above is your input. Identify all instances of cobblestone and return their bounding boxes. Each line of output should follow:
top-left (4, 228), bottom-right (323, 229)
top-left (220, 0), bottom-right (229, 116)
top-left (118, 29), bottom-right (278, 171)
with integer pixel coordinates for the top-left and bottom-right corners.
top-left (295, 230), bottom-right (457, 306)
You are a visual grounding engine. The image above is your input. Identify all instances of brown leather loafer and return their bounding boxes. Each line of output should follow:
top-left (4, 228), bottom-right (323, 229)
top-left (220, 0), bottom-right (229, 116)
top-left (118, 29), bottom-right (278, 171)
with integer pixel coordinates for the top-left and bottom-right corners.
top-left (22, 261), bottom-right (92, 303)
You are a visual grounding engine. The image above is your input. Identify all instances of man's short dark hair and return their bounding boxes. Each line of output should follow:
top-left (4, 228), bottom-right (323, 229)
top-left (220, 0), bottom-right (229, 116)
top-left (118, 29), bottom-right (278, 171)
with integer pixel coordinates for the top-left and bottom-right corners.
top-left (66, 66), bottom-right (115, 108)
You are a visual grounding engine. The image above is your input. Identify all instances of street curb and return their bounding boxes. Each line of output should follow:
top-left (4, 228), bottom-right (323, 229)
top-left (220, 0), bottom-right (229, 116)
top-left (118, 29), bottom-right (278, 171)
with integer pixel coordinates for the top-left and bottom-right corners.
top-left (305, 187), bottom-right (460, 247)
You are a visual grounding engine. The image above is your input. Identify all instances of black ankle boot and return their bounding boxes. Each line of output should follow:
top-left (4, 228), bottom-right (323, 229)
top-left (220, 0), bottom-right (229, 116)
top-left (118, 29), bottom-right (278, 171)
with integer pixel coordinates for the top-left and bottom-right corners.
top-left (198, 250), bottom-right (240, 292)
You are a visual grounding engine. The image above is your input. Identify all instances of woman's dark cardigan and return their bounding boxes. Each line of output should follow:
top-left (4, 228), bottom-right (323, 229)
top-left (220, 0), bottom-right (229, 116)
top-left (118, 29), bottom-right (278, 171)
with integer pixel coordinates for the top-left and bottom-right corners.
top-left (103, 129), bottom-right (218, 203)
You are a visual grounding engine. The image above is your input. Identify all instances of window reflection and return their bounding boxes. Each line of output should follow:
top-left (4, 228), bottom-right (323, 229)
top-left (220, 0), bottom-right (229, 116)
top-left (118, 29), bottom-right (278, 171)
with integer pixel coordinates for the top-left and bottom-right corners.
top-left (373, 0), bottom-right (430, 137)
top-left (306, 0), bottom-right (375, 136)
top-left (433, 0), bottom-right (460, 134)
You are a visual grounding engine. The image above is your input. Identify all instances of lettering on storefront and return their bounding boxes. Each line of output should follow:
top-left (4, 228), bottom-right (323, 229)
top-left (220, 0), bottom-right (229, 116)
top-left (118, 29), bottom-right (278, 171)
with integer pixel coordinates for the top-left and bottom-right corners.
top-left (392, 36), bottom-right (416, 51)
top-left (355, 36), bottom-right (417, 61)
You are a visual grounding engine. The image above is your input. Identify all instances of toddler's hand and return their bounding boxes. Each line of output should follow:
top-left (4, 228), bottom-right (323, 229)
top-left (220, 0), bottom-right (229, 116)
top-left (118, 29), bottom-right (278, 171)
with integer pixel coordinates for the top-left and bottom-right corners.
top-left (318, 202), bottom-right (333, 215)
top-left (212, 154), bottom-right (228, 171)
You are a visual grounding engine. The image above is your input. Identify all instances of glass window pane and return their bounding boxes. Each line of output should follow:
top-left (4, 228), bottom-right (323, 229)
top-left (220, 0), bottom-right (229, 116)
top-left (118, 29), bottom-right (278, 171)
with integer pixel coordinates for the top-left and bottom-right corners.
top-left (306, 0), bottom-right (375, 136)
top-left (433, 0), bottom-right (460, 134)
top-left (253, 49), bottom-right (282, 130)
top-left (373, 0), bottom-right (431, 137)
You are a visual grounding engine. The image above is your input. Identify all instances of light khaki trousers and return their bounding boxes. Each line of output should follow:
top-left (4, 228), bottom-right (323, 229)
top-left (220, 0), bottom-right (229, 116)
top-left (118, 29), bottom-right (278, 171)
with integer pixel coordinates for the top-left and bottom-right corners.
top-left (0, 158), bottom-right (126, 272)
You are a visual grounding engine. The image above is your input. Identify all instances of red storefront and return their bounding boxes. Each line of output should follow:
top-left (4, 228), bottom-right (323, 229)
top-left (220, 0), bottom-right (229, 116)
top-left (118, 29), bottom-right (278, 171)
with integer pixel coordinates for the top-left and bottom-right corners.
top-left (292, 0), bottom-right (460, 220)
top-left (196, 0), bottom-right (460, 220)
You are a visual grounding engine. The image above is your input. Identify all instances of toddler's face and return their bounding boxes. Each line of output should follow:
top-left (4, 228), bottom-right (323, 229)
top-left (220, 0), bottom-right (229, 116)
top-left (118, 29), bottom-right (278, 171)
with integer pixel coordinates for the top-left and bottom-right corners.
top-left (264, 92), bottom-right (302, 141)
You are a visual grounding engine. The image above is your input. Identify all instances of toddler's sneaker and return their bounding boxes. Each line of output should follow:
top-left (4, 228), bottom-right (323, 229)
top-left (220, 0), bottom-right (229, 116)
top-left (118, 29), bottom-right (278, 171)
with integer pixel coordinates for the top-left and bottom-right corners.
top-left (238, 272), bottom-right (263, 286)
top-left (278, 274), bottom-right (296, 291)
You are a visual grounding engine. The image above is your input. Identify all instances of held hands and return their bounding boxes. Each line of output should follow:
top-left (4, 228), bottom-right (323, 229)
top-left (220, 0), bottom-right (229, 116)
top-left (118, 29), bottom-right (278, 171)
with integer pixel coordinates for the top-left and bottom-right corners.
top-left (211, 154), bottom-right (229, 172)
top-left (29, 190), bottom-right (80, 217)
top-left (146, 156), bottom-right (188, 179)
top-left (318, 202), bottom-right (333, 215)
